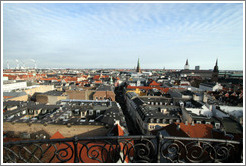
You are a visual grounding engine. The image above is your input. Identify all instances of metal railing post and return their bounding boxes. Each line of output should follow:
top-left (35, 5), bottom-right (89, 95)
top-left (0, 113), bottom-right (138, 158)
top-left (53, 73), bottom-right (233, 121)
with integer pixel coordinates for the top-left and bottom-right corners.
top-left (73, 136), bottom-right (79, 163)
top-left (156, 132), bottom-right (162, 163)
top-left (238, 139), bottom-right (243, 163)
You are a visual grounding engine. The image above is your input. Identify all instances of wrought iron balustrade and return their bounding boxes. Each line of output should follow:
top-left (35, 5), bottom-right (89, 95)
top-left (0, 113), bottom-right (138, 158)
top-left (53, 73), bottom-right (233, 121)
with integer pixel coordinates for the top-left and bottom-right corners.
top-left (3, 134), bottom-right (243, 163)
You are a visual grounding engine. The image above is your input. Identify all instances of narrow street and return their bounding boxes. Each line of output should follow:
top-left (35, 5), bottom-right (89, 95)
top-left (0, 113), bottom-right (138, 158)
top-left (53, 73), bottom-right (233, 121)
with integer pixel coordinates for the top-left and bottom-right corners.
top-left (114, 86), bottom-right (142, 135)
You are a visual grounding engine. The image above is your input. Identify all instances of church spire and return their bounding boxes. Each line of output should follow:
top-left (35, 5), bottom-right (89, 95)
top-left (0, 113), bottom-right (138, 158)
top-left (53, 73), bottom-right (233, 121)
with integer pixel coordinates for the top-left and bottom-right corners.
top-left (136, 58), bottom-right (141, 73)
top-left (212, 58), bottom-right (219, 82)
top-left (184, 59), bottom-right (189, 70)
top-left (185, 59), bottom-right (189, 65)
top-left (213, 58), bottom-right (219, 73)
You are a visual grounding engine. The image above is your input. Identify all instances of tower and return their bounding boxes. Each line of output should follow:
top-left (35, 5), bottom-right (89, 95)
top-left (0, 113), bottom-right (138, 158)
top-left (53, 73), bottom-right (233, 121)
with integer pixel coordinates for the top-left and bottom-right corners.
top-left (110, 76), bottom-right (113, 85)
top-left (212, 59), bottom-right (219, 82)
top-left (136, 58), bottom-right (141, 73)
top-left (184, 59), bottom-right (189, 70)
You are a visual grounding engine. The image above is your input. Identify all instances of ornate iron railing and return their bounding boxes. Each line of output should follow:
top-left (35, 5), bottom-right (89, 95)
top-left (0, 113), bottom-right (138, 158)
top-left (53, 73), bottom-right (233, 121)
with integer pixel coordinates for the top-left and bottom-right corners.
top-left (3, 134), bottom-right (243, 163)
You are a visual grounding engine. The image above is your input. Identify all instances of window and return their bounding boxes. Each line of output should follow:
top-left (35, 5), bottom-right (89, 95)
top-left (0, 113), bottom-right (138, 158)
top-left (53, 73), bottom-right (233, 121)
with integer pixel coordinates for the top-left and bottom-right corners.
top-left (197, 121), bottom-right (201, 124)
top-left (149, 125), bottom-right (155, 129)
top-left (96, 110), bottom-right (100, 115)
top-left (74, 109), bottom-right (80, 116)
top-left (205, 122), bottom-right (211, 125)
top-left (89, 110), bottom-right (93, 115)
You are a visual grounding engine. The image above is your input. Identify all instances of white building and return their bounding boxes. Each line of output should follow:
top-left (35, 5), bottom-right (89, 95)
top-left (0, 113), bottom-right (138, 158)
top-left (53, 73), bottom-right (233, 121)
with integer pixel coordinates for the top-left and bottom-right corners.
top-left (3, 80), bottom-right (27, 92)
top-left (199, 82), bottom-right (223, 91)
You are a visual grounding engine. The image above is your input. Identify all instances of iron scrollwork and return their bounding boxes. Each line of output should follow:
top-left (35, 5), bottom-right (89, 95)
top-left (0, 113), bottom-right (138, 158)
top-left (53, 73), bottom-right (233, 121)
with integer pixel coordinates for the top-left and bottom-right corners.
top-left (3, 135), bottom-right (242, 163)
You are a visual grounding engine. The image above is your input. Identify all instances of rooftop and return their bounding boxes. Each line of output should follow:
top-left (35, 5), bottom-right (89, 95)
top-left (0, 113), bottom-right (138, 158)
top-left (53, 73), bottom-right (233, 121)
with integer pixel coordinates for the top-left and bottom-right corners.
top-left (96, 85), bottom-right (114, 91)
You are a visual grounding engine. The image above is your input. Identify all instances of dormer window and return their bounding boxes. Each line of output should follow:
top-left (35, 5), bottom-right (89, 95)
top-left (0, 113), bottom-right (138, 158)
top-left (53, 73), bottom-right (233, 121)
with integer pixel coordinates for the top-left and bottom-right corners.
top-left (96, 110), bottom-right (100, 115)
top-left (74, 109), bottom-right (80, 116)
top-left (215, 123), bottom-right (220, 129)
top-left (41, 110), bottom-right (46, 114)
top-left (89, 110), bottom-right (93, 115)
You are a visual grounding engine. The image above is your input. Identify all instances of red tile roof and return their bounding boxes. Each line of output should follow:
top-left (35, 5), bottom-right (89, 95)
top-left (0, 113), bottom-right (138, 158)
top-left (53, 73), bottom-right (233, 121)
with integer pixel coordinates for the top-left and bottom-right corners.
top-left (64, 77), bottom-right (77, 82)
top-left (50, 131), bottom-right (64, 139)
top-left (101, 75), bottom-right (109, 78)
top-left (93, 75), bottom-right (100, 80)
top-left (178, 123), bottom-right (213, 138)
top-left (152, 123), bottom-right (213, 138)
top-left (149, 80), bottom-right (160, 86)
top-left (3, 96), bottom-right (13, 99)
top-left (127, 86), bottom-right (185, 93)
top-left (40, 77), bottom-right (61, 82)
top-left (94, 80), bottom-right (102, 84)
top-left (4, 75), bottom-right (20, 80)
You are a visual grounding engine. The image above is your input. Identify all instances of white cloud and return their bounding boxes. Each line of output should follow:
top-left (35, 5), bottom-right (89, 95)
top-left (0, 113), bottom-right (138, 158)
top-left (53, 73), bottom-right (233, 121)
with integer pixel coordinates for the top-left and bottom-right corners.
top-left (3, 3), bottom-right (243, 70)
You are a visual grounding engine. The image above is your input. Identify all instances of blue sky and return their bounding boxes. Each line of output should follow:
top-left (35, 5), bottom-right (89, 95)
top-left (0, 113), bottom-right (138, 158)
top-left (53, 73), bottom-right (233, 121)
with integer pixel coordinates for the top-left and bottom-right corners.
top-left (3, 3), bottom-right (244, 70)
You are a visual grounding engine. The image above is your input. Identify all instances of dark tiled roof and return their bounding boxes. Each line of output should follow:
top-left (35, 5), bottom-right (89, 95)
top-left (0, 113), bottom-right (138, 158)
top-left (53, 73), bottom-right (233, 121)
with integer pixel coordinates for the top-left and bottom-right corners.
top-left (126, 92), bottom-right (138, 99)
top-left (180, 70), bottom-right (213, 74)
top-left (200, 82), bottom-right (217, 88)
top-left (42, 90), bottom-right (65, 96)
top-left (181, 90), bottom-right (194, 96)
top-left (3, 92), bottom-right (27, 97)
top-left (96, 85), bottom-right (114, 91)
top-left (221, 117), bottom-right (243, 134)
top-left (132, 97), bottom-right (144, 106)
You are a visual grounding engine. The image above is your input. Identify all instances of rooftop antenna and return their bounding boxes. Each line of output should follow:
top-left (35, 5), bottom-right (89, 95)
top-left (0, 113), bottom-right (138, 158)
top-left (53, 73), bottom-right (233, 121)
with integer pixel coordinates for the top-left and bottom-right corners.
top-left (6, 60), bottom-right (10, 69)
top-left (19, 60), bottom-right (26, 69)
top-left (30, 59), bottom-right (37, 69)
top-left (15, 59), bottom-right (20, 69)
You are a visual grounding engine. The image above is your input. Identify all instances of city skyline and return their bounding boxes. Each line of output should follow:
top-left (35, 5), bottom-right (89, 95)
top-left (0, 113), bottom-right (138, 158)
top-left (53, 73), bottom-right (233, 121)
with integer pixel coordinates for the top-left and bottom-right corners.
top-left (3, 2), bottom-right (244, 70)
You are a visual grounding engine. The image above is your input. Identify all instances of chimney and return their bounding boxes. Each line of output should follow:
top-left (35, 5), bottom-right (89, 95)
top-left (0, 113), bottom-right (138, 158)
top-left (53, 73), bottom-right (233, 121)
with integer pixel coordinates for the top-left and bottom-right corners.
top-left (185, 121), bottom-right (188, 125)
top-left (176, 124), bottom-right (180, 131)
top-left (191, 121), bottom-right (195, 126)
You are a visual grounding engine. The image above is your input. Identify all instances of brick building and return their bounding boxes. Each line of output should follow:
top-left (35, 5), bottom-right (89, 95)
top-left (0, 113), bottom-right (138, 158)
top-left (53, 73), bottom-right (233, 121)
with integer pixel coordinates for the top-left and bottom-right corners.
top-left (93, 85), bottom-right (115, 101)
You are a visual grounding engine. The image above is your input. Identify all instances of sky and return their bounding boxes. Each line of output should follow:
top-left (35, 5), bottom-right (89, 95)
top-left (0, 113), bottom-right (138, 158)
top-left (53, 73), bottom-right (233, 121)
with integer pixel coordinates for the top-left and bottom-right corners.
top-left (3, 2), bottom-right (244, 70)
